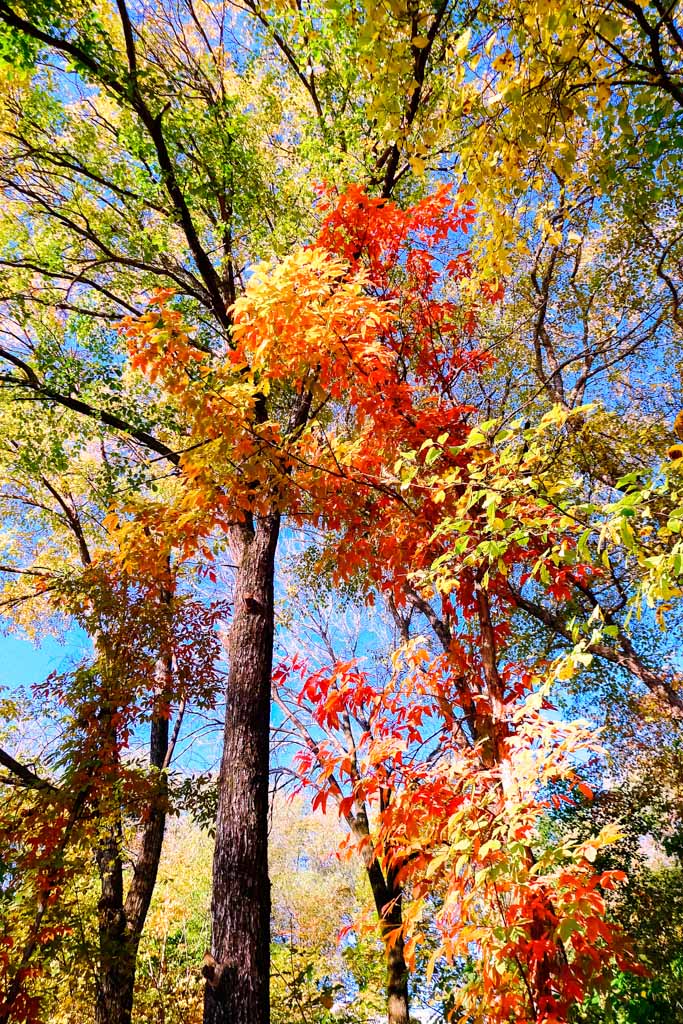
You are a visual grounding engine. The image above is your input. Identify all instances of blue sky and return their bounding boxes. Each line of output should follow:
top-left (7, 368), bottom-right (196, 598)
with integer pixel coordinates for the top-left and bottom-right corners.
top-left (0, 632), bottom-right (89, 692)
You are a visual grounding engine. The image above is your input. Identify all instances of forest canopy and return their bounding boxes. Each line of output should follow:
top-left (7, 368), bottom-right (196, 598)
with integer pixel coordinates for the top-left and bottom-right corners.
top-left (0, 2), bottom-right (681, 1023)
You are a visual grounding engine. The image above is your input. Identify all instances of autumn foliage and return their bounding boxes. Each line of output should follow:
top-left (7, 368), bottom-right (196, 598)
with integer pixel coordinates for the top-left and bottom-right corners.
top-left (0, 0), bottom-right (681, 1021)
top-left (289, 646), bottom-right (632, 1024)
top-left (0, 559), bottom-right (223, 1024)
top-left (114, 183), bottom-right (484, 552)
top-left (107, 184), bottom-right (637, 1022)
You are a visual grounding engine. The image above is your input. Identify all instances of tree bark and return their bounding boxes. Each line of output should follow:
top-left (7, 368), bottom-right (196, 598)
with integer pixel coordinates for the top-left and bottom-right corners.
top-left (95, 656), bottom-right (171, 1024)
top-left (95, 818), bottom-right (136, 1024)
top-left (387, 932), bottom-right (410, 1024)
top-left (366, 860), bottom-right (410, 1024)
top-left (203, 512), bottom-right (280, 1024)
top-left (350, 796), bottom-right (410, 1024)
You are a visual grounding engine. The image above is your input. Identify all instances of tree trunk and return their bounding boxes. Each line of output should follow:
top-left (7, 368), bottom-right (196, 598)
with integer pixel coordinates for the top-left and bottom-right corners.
top-left (387, 935), bottom-right (410, 1024)
top-left (95, 658), bottom-right (171, 1024)
top-left (366, 860), bottom-right (410, 1024)
top-left (95, 826), bottom-right (136, 1024)
top-left (347, 793), bottom-right (411, 1024)
top-left (203, 512), bottom-right (280, 1024)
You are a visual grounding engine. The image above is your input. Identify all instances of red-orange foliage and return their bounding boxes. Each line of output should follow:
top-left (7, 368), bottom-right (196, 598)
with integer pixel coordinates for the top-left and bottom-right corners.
top-left (115, 184), bottom-right (635, 1022)
top-left (289, 645), bottom-right (633, 1023)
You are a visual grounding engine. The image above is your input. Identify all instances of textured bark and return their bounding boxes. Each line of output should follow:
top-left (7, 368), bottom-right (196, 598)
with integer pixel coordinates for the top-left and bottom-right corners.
top-left (349, 798), bottom-right (410, 1024)
top-left (203, 512), bottom-right (280, 1024)
top-left (95, 826), bottom-right (136, 1024)
top-left (367, 861), bottom-right (410, 1024)
top-left (386, 932), bottom-right (410, 1024)
top-left (95, 657), bottom-right (171, 1024)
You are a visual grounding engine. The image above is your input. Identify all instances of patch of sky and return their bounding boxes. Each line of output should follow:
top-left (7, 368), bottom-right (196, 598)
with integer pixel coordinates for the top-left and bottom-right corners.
top-left (0, 628), bottom-right (90, 692)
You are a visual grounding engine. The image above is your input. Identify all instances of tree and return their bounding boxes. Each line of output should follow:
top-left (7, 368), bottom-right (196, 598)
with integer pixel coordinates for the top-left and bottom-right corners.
top-left (553, 741), bottom-right (683, 1023)
top-left (273, 581), bottom-right (417, 1024)
top-left (0, 2), bottom-right (679, 1022)
top-left (0, 400), bottom-right (222, 1024)
top-left (117, 181), bottom-right (643, 1022)
top-left (0, 4), bottom-right (459, 1020)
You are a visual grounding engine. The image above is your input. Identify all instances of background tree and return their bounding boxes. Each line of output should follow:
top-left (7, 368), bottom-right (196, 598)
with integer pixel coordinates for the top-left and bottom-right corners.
top-left (0, 398), bottom-right (222, 1024)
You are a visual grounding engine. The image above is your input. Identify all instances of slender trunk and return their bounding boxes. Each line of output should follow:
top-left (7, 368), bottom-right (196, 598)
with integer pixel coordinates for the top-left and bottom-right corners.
top-left (95, 825), bottom-right (136, 1024)
top-left (95, 654), bottom-right (171, 1024)
top-left (348, 786), bottom-right (411, 1024)
top-left (387, 932), bottom-right (410, 1024)
top-left (203, 512), bottom-right (280, 1024)
top-left (475, 585), bottom-right (563, 1016)
top-left (365, 858), bottom-right (410, 1024)
top-left (124, 693), bottom-right (170, 935)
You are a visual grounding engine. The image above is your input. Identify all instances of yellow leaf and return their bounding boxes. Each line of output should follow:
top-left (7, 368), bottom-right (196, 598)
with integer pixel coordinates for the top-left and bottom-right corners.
top-left (455, 852), bottom-right (468, 875)
top-left (596, 82), bottom-right (611, 110)
top-left (492, 50), bottom-right (515, 73)
top-left (102, 512), bottom-right (119, 532)
top-left (455, 27), bottom-right (471, 57)
top-left (425, 946), bottom-right (442, 985)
